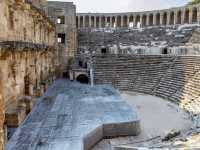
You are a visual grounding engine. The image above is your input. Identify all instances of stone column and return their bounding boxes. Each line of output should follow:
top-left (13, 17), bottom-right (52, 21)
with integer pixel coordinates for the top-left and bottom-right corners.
top-left (140, 15), bottom-right (143, 26)
top-left (189, 8), bottom-right (193, 24)
top-left (89, 16), bottom-right (92, 27)
top-left (127, 15), bottom-right (130, 27)
top-left (115, 16), bottom-right (117, 27)
top-left (146, 14), bottom-right (149, 26)
top-left (99, 16), bottom-right (102, 28)
top-left (83, 16), bottom-right (85, 28)
top-left (197, 7), bottom-right (200, 23)
top-left (105, 17), bottom-right (108, 27)
top-left (121, 15), bottom-right (124, 27)
top-left (181, 9), bottom-right (185, 24)
top-left (174, 11), bottom-right (178, 25)
top-left (153, 13), bottom-right (156, 25)
top-left (133, 15), bottom-right (136, 27)
top-left (94, 16), bottom-right (97, 28)
top-left (167, 12), bottom-right (170, 25)
top-left (160, 13), bottom-right (164, 25)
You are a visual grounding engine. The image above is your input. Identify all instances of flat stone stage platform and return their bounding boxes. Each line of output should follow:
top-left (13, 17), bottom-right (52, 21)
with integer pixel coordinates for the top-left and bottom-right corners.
top-left (6, 80), bottom-right (140, 150)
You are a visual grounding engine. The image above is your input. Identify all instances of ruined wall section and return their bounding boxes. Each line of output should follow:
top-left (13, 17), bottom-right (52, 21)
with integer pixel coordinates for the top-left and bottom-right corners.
top-left (48, 1), bottom-right (77, 72)
top-left (0, 0), bottom-right (59, 149)
top-left (0, 0), bottom-right (55, 46)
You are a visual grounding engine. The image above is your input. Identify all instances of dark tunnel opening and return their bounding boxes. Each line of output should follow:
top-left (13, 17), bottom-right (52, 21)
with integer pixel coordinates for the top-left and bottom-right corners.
top-left (76, 74), bottom-right (89, 84)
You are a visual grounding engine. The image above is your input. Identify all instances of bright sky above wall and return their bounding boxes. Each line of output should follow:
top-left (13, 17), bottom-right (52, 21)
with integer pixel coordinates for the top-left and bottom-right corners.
top-left (48, 0), bottom-right (190, 13)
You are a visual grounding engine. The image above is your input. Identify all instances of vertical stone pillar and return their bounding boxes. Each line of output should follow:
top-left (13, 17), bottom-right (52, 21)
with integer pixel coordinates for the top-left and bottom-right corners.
top-left (181, 9), bottom-right (185, 24)
top-left (167, 12), bottom-right (170, 25)
top-left (146, 14), bottom-right (149, 26)
top-left (127, 15), bottom-right (130, 27)
top-left (89, 16), bottom-right (92, 27)
top-left (83, 16), bottom-right (85, 28)
top-left (109, 16), bottom-right (112, 27)
top-left (105, 17), bottom-right (108, 27)
top-left (115, 16), bottom-right (117, 27)
top-left (153, 13), bottom-right (156, 25)
top-left (174, 11), bottom-right (177, 25)
top-left (197, 7), bottom-right (200, 23)
top-left (133, 15), bottom-right (136, 27)
top-left (160, 13), bottom-right (164, 25)
top-left (94, 16), bottom-right (97, 28)
top-left (189, 8), bottom-right (193, 24)
top-left (140, 15), bottom-right (143, 26)
top-left (99, 16), bottom-right (102, 28)
top-left (121, 15), bottom-right (124, 27)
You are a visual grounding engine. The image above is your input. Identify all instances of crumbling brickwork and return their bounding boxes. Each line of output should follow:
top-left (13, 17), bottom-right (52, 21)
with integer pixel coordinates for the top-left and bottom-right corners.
top-left (0, 0), bottom-right (59, 149)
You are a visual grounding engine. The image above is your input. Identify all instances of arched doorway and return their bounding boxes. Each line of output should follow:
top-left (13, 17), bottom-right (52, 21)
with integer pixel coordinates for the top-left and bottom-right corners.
top-left (156, 13), bottom-right (160, 26)
top-left (184, 9), bottom-right (190, 23)
top-left (142, 15), bottom-right (147, 27)
top-left (177, 10), bottom-right (182, 24)
top-left (149, 14), bottom-right (153, 26)
top-left (162, 12), bottom-right (167, 25)
top-left (169, 12), bottom-right (175, 25)
top-left (76, 74), bottom-right (89, 84)
top-left (192, 7), bottom-right (198, 23)
top-left (135, 15), bottom-right (140, 26)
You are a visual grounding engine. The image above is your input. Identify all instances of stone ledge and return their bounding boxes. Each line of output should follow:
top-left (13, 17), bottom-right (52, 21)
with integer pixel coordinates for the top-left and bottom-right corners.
top-left (0, 41), bottom-right (55, 51)
top-left (83, 121), bottom-right (141, 150)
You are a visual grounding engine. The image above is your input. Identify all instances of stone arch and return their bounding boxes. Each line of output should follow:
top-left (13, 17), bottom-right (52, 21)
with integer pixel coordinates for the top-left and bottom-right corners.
top-left (85, 16), bottom-right (89, 27)
top-left (177, 10), bottom-right (182, 24)
top-left (80, 16), bottom-right (83, 28)
top-left (149, 14), bottom-right (153, 26)
top-left (184, 8), bottom-right (190, 23)
top-left (162, 12), bottom-right (167, 25)
top-left (129, 15), bottom-right (134, 27)
top-left (192, 7), bottom-right (198, 23)
top-left (91, 16), bottom-right (95, 27)
top-left (101, 16), bottom-right (106, 28)
top-left (117, 16), bottom-right (121, 27)
top-left (142, 14), bottom-right (147, 26)
top-left (107, 17), bottom-right (111, 27)
top-left (96, 16), bottom-right (100, 28)
top-left (156, 13), bottom-right (160, 25)
top-left (123, 16), bottom-right (128, 27)
top-left (135, 15), bottom-right (140, 26)
top-left (111, 16), bottom-right (115, 27)
top-left (76, 74), bottom-right (89, 84)
top-left (169, 12), bottom-right (175, 25)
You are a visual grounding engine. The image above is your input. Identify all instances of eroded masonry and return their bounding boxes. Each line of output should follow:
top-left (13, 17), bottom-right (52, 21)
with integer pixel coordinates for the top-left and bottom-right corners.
top-left (0, 0), bottom-right (59, 148)
top-left (2, 0), bottom-right (200, 150)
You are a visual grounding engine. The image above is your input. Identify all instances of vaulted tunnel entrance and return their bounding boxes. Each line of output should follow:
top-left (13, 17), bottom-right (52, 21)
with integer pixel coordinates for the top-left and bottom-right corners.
top-left (76, 74), bottom-right (89, 84)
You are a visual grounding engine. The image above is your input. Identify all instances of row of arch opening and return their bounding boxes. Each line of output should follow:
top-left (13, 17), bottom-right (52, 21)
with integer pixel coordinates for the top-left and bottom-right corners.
top-left (77, 8), bottom-right (198, 28)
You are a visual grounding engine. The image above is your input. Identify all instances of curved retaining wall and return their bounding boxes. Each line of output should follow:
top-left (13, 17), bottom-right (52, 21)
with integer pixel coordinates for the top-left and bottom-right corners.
top-left (77, 4), bottom-right (200, 28)
top-left (93, 55), bottom-right (200, 115)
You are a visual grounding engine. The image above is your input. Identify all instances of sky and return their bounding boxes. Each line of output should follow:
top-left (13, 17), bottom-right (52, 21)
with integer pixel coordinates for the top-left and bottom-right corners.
top-left (48, 0), bottom-right (190, 13)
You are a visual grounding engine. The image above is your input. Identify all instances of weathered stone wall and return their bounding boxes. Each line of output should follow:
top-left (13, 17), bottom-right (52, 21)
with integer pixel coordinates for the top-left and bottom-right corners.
top-left (48, 2), bottom-right (77, 72)
top-left (0, 0), bottom-right (59, 149)
top-left (0, 0), bottom-right (55, 45)
top-left (77, 4), bottom-right (200, 28)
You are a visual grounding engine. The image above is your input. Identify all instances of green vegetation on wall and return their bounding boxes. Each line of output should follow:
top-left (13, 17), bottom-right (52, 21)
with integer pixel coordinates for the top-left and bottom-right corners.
top-left (188, 0), bottom-right (200, 5)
